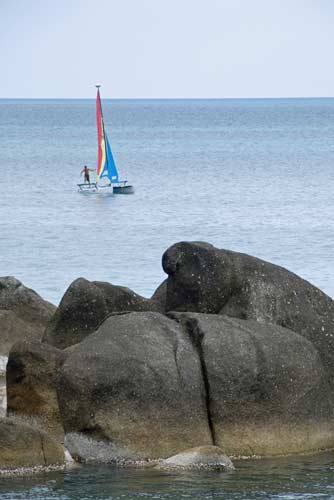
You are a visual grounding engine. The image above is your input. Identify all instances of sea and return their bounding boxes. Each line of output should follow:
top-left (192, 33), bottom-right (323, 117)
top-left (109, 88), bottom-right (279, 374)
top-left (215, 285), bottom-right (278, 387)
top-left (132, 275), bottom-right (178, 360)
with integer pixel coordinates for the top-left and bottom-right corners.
top-left (0, 98), bottom-right (334, 498)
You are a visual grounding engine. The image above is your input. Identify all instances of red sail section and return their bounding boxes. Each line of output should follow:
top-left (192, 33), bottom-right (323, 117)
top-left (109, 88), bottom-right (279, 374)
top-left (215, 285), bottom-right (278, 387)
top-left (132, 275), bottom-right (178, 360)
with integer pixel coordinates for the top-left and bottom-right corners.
top-left (96, 89), bottom-right (106, 179)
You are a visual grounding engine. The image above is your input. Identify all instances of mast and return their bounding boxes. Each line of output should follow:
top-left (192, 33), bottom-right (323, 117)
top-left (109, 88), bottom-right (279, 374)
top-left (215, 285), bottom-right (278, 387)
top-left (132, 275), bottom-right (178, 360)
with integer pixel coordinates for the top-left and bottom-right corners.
top-left (95, 85), bottom-right (119, 184)
top-left (96, 84), bottom-right (107, 181)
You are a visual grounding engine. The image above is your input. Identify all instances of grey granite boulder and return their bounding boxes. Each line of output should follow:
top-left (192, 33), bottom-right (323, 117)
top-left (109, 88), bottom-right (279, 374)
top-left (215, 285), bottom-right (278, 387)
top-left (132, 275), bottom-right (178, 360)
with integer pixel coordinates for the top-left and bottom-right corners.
top-left (0, 277), bottom-right (56, 355)
top-left (0, 361), bottom-right (5, 418)
top-left (157, 445), bottom-right (234, 471)
top-left (151, 279), bottom-right (167, 310)
top-left (57, 312), bottom-right (212, 461)
top-left (57, 306), bottom-right (334, 459)
top-left (0, 417), bottom-right (64, 470)
top-left (43, 278), bottom-right (162, 349)
top-left (171, 312), bottom-right (334, 456)
top-left (6, 340), bottom-right (66, 439)
top-left (162, 242), bottom-right (334, 373)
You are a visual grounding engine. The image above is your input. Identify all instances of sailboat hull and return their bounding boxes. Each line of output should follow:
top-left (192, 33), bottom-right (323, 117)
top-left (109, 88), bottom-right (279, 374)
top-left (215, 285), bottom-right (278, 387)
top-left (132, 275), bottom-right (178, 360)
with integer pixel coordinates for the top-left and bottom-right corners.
top-left (77, 88), bottom-right (134, 196)
top-left (113, 184), bottom-right (134, 194)
top-left (77, 183), bottom-right (114, 196)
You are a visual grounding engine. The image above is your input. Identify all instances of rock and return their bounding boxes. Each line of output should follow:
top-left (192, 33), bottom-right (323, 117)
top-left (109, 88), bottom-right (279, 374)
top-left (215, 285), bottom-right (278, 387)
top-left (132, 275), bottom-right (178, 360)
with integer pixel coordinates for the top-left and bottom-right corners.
top-left (6, 341), bottom-right (66, 439)
top-left (157, 445), bottom-right (234, 471)
top-left (0, 382), bottom-right (5, 418)
top-left (57, 305), bottom-right (334, 458)
top-left (64, 432), bottom-right (140, 465)
top-left (0, 277), bottom-right (55, 324)
top-left (57, 312), bottom-right (212, 461)
top-left (162, 242), bottom-right (228, 314)
top-left (171, 312), bottom-right (334, 456)
top-left (43, 278), bottom-right (162, 349)
top-left (0, 356), bottom-right (7, 375)
top-left (0, 417), bottom-right (64, 469)
top-left (162, 242), bottom-right (334, 373)
top-left (151, 279), bottom-right (167, 310)
top-left (0, 278), bottom-right (56, 356)
top-left (0, 357), bottom-right (6, 417)
top-left (0, 311), bottom-right (40, 356)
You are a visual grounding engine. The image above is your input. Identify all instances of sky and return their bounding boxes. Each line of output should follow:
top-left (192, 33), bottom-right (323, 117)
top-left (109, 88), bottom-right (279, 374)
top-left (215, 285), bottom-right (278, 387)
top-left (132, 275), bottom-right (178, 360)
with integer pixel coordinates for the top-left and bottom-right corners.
top-left (1, 0), bottom-right (334, 98)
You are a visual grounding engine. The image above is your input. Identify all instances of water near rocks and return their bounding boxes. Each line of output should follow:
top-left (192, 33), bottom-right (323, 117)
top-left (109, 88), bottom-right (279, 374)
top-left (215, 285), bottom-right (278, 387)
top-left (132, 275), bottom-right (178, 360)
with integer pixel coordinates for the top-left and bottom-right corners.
top-left (1, 98), bottom-right (334, 498)
top-left (0, 98), bottom-right (334, 304)
top-left (1, 453), bottom-right (334, 499)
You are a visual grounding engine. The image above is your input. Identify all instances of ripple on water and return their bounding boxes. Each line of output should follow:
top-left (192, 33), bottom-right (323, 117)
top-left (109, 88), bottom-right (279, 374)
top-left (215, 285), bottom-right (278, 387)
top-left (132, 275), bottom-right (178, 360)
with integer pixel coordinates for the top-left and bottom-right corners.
top-left (0, 452), bottom-right (334, 499)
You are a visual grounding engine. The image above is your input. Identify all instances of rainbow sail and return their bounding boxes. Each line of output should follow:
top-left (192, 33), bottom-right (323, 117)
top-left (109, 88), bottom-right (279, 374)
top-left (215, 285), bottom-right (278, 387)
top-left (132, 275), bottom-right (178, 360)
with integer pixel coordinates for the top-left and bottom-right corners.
top-left (96, 88), bottom-right (119, 183)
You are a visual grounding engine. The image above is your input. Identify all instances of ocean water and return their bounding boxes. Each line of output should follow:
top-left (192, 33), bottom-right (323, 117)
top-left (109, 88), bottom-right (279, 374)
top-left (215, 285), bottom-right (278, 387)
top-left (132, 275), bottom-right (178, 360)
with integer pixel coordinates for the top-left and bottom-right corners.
top-left (1, 98), bottom-right (334, 499)
top-left (1, 453), bottom-right (334, 500)
top-left (0, 98), bottom-right (334, 305)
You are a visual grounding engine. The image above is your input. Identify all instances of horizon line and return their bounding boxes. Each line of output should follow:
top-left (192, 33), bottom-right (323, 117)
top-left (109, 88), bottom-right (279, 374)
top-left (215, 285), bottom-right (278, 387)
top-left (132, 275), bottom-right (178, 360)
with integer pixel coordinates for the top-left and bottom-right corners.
top-left (1, 96), bottom-right (334, 101)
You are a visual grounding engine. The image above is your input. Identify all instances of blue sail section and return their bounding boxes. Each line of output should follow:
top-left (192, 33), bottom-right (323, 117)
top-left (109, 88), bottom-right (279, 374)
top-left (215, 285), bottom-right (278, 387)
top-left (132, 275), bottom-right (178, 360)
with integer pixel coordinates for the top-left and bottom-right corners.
top-left (100, 134), bottom-right (119, 183)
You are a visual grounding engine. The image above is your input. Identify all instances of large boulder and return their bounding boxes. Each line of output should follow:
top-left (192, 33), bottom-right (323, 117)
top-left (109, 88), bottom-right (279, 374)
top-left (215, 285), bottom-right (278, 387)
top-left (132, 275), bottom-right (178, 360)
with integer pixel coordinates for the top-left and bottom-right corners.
top-left (162, 242), bottom-right (334, 373)
top-left (43, 278), bottom-right (162, 349)
top-left (171, 312), bottom-right (334, 456)
top-left (0, 417), bottom-right (64, 469)
top-left (151, 280), bottom-right (167, 310)
top-left (0, 311), bottom-right (43, 357)
top-left (0, 278), bottom-right (56, 355)
top-left (57, 312), bottom-right (212, 461)
top-left (57, 306), bottom-right (334, 459)
top-left (6, 340), bottom-right (66, 440)
top-left (0, 357), bottom-right (6, 417)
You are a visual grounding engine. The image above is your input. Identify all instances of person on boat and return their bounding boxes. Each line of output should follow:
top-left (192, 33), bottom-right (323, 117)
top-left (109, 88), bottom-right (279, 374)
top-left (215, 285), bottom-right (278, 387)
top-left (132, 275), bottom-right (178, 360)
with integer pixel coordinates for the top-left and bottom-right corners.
top-left (81, 165), bottom-right (95, 184)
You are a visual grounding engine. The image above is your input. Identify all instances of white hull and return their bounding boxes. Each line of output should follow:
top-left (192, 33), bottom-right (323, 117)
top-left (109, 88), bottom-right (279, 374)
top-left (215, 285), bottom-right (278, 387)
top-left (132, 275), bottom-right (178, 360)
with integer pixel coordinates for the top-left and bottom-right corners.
top-left (77, 183), bottom-right (114, 196)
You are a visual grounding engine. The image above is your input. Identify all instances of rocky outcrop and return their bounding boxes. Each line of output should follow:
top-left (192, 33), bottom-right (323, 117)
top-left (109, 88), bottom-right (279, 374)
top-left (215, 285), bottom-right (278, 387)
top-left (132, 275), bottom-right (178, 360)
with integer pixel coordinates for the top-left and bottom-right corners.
top-left (43, 278), bottom-right (162, 349)
top-left (170, 312), bottom-right (334, 456)
top-left (56, 306), bottom-right (334, 459)
top-left (57, 312), bottom-right (212, 461)
top-left (0, 417), bottom-right (64, 469)
top-left (3, 241), bottom-right (334, 464)
top-left (6, 341), bottom-right (66, 439)
top-left (151, 280), bottom-right (167, 310)
top-left (0, 358), bottom-right (6, 418)
top-left (0, 311), bottom-right (46, 357)
top-left (157, 445), bottom-right (234, 471)
top-left (162, 242), bottom-right (334, 373)
top-left (0, 278), bottom-right (55, 355)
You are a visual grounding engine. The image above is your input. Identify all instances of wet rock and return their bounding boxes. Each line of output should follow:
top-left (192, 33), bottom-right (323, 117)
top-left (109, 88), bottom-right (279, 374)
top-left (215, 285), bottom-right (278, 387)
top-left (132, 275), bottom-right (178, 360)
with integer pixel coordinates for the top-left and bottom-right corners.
top-left (6, 340), bottom-right (66, 439)
top-left (0, 417), bottom-right (64, 469)
top-left (162, 242), bottom-right (334, 373)
top-left (0, 278), bottom-right (55, 355)
top-left (57, 311), bottom-right (212, 461)
top-left (43, 278), bottom-right (162, 349)
top-left (157, 445), bottom-right (234, 471)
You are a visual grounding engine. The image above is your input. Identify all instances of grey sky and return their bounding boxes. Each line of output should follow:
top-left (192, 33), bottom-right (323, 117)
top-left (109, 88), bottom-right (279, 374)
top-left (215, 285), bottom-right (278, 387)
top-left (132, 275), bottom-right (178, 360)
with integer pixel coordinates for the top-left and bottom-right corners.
top-left (1, 0), bottom-right (334, 98)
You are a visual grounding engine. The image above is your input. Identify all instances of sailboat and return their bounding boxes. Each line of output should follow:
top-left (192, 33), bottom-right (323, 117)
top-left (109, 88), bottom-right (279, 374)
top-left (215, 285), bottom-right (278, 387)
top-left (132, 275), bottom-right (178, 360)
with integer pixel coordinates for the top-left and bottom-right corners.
top-left (78, 85), bottom-right (134, 195)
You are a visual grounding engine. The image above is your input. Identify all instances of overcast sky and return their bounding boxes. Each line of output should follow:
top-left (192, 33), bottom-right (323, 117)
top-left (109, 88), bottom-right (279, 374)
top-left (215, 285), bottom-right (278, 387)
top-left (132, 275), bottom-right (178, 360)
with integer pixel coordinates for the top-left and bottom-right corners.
top-left (1, 0), bottom-right (334, 98)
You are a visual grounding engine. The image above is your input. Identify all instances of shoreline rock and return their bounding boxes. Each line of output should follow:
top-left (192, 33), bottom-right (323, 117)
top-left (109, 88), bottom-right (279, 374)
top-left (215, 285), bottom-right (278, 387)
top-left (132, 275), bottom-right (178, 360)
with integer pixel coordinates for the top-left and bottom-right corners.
top-left (0, 277), bottom-right (55, 356)
top-left (156, 445), bottom-right (234, 471)
top-left (43, 278), bottom-right (163, 349)
top-left (2, 241), bottom-right (334, 469)
top-left (162, 242), bottom-right (334, 374)
top-left (6, 341), bottom-right (67, 440)
top-left (57, 311), bottom-right (212, 461)
top-left (0, 417), bottom-right (64, 470)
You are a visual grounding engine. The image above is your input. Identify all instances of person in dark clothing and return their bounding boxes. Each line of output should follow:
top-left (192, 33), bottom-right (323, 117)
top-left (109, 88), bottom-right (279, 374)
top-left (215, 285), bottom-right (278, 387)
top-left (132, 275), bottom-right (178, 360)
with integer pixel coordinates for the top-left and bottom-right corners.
top-left (81, 165), bottom-right (95, 184)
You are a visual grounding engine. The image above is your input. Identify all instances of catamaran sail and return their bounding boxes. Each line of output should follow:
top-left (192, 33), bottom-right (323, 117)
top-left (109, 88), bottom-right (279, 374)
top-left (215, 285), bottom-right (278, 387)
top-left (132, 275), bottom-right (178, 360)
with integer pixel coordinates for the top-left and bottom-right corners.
top-left (78, 85), bottom-right (134, 195)
top-left (96, 87), bottom-right (119, 184)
